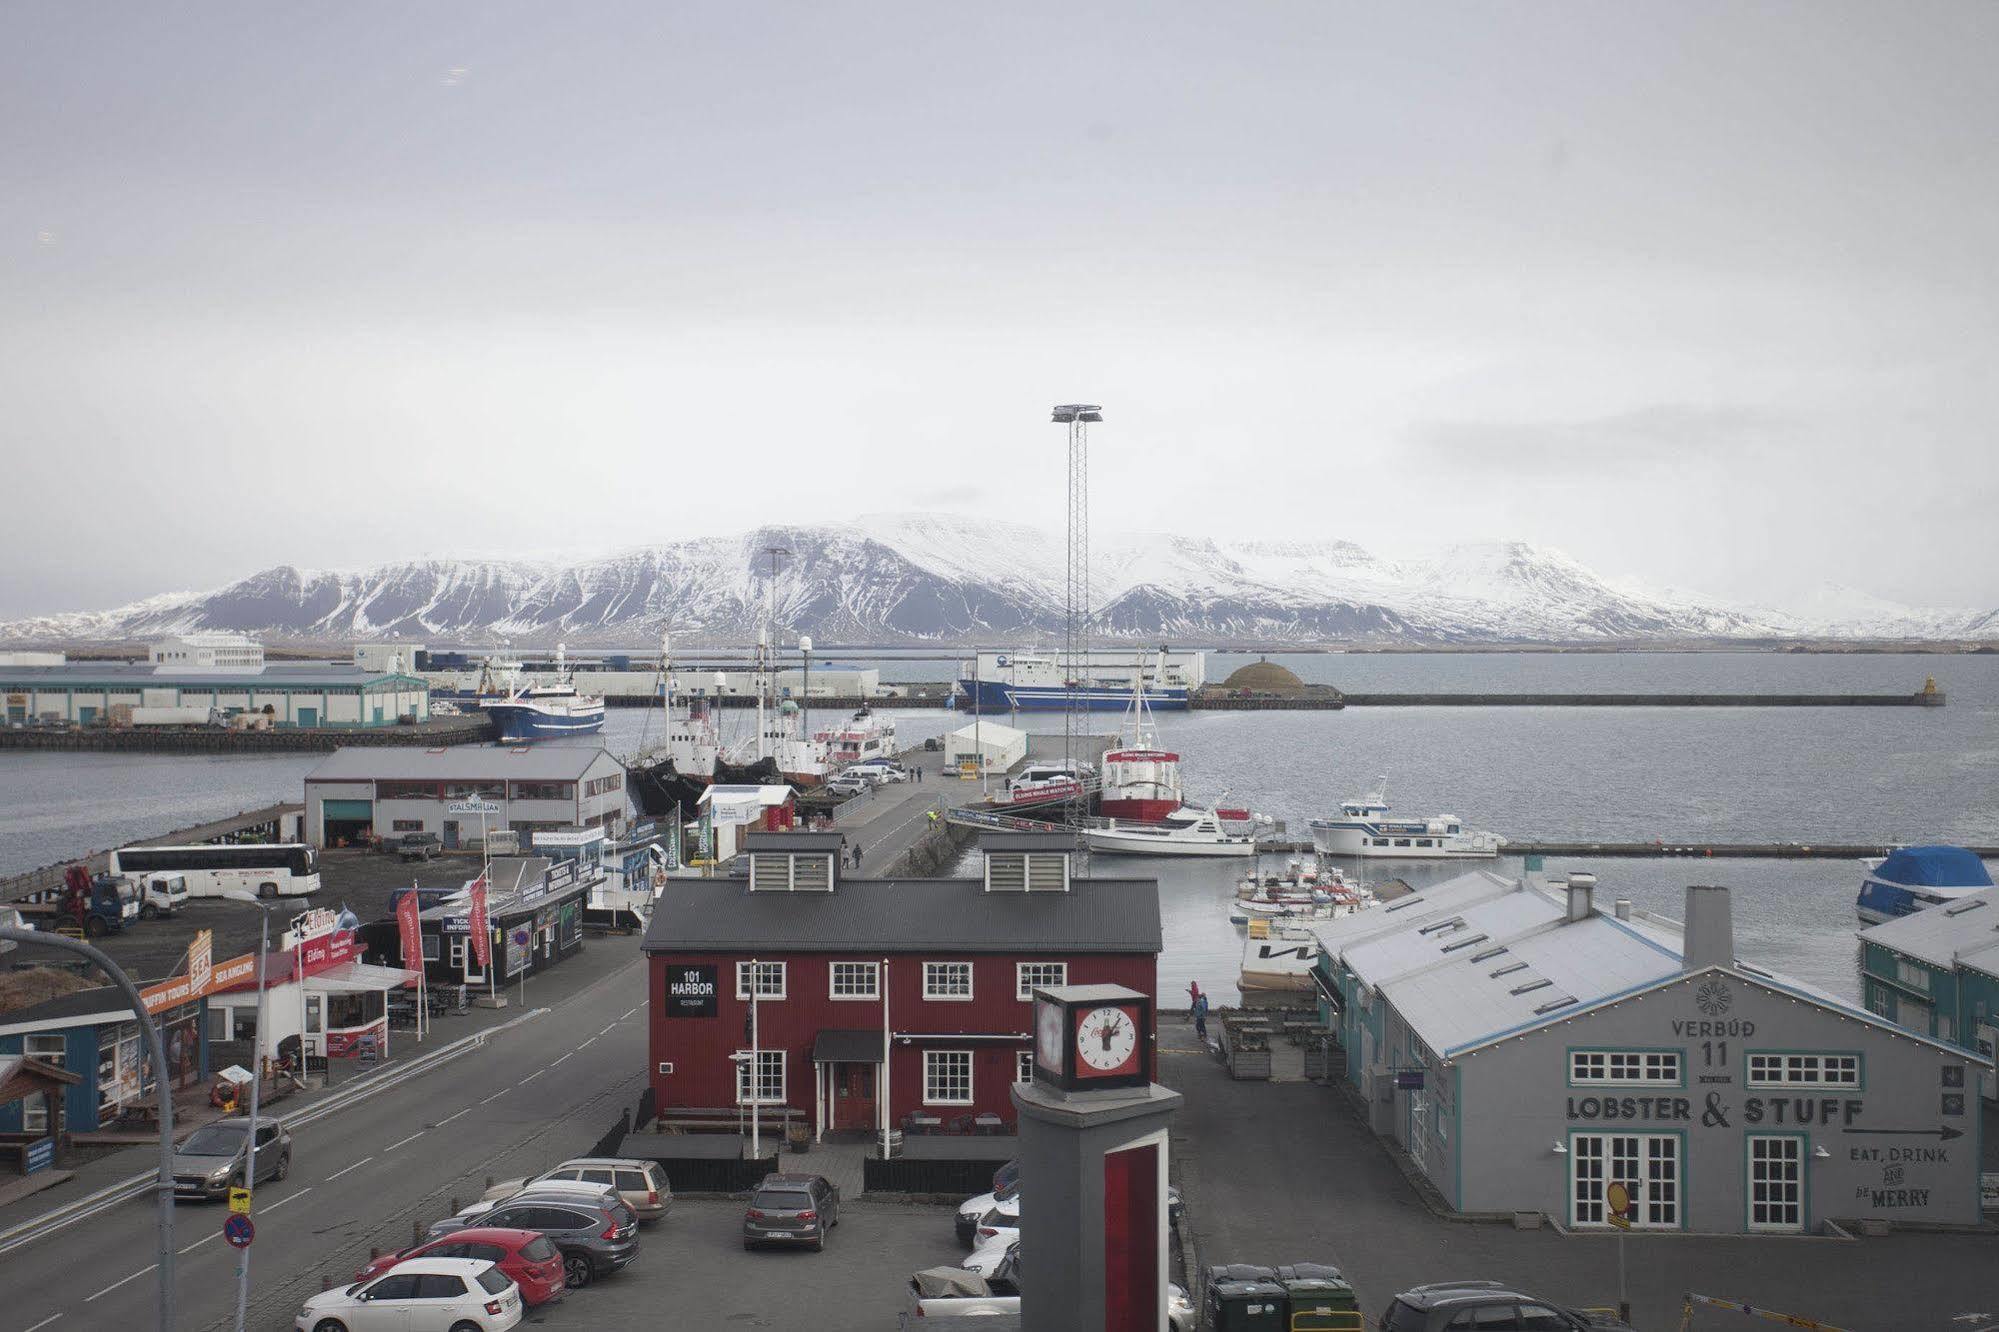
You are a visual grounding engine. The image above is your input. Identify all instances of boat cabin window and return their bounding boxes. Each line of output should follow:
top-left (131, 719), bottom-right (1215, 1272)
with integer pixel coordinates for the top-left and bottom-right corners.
top-left (1417, 839), bottom-right (1434, 848)
top-left (1394, 838), bottom-right (1411, 847)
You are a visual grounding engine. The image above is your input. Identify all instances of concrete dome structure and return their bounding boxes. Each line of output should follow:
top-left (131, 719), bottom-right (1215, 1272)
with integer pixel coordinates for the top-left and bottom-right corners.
top-left (1221, 660), bottom-right (1305, 692)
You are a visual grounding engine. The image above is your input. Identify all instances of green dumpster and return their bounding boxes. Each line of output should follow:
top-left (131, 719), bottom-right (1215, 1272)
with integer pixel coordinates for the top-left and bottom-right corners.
top-left (1281, 1276), bottom-right (1360, 1331)
top-left (1206, 1278), bottom-right (1290, 1331)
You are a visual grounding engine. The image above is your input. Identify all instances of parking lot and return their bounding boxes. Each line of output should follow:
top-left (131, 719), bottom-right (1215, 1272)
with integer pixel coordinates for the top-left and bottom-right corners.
top-left (496, 1197), bottom-right (965, 1329)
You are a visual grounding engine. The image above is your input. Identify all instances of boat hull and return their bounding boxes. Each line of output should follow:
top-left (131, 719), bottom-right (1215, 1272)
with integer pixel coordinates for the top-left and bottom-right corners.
top-left (1082, 830), bottom-right (1256, 857)
top-left (957, 679), bottom-right (1189, 712)
top-left (1098, 796), bottom-right (1182, 822)
top-left (482, 701), bottom-right (606, 743)
top-left (1309, 821), bottom-right (1502, 859)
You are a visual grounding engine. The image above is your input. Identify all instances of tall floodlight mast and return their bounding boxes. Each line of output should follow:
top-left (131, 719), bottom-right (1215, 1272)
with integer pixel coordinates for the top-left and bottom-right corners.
top-left (1051, 404), bottom-right (1101, 823)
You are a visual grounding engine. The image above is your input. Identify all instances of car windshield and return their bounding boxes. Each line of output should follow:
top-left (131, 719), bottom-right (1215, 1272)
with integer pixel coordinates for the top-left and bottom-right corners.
top-left (182, 1124), bottom-right (246, 1155)
top-left (754, 1191), bottom-right (813, 1211)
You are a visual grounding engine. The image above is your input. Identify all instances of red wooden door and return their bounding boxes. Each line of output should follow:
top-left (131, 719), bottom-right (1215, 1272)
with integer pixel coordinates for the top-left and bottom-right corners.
top-left (833, 1063), bottom-right (875, 1131)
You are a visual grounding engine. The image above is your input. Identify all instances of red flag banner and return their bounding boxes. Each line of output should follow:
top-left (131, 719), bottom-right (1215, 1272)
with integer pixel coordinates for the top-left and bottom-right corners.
top-left (468, 875), bottom-right (491, 969)
top-left (396, 890), bottom-right (423, 972)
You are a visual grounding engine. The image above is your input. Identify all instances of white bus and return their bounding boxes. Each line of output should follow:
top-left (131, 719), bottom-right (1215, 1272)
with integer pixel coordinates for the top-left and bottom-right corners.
top-left (107, 843), bottom-right (322, 899)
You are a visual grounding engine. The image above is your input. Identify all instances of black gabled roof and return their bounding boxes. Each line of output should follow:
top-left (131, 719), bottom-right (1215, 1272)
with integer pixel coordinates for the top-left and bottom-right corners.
top-left (642, 876), bottom-right (1160, 955)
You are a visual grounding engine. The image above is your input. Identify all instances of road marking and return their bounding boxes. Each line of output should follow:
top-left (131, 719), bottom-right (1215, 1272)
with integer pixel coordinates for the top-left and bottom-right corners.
top-left (326, 1156), bottom-right (374, 1182)
top-left (385, 1131), bottom-right (426, 1152)
top-left (436, 1108), bottom-right (471, 1125)
top-left (178, 1231), bottom-right (220, 1254)
top-left (622, 1007), bottom-right (638, 1020)
top-left (520, 1069), bottom-right (543, 1083)
top-left (480, 1089), bottom-right (508, 1104)
top-left (261, 1186), bottom-right (313, 1214)
top-left (550, 1053), bottom-right (573, 1067)
top-left (24, 1314), bottom-right (62, 1331)
top-left (579, 1037), bottom-right (596, 1049)
top-left (86, 1265), bottom-right (156, 1302)
top-left (599, 1023), bottom-right (616, 1035)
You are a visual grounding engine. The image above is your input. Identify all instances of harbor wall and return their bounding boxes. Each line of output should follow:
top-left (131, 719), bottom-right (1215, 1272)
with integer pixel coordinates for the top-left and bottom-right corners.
top-left (0, 717), bottom-right (495, 754)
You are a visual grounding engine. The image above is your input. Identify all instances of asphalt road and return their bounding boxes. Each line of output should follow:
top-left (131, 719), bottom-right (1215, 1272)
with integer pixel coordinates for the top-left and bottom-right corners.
top-left (3, 939), bottom-right (653, 1332)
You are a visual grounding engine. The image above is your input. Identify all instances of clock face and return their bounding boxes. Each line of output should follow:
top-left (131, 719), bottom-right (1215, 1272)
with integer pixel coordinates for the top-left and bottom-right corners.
top-left (1075, 1005), bottom-right (1139, 1075)
top-left (1036, 998), bottom-right (1066, 1073)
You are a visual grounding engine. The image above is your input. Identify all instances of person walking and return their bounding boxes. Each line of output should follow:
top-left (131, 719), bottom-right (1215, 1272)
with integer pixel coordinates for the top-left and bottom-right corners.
top-left (1189, 980), bottom-right (1210, 1043)
top-left (854, 843), bottom-right (864, 869)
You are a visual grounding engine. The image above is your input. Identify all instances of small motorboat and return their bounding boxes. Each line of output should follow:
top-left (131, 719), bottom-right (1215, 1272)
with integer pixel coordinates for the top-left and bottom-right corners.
top-left (1081, 806), bottom-right (1258, 858)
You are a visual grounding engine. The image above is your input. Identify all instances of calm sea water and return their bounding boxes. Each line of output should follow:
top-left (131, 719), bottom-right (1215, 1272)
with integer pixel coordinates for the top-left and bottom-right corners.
top-left (5, 653), bottom-right (1993, 1004)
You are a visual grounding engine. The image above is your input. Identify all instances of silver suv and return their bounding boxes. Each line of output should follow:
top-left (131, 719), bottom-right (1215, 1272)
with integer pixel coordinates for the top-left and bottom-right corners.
top-left (171, 1116), bottom-right (292, 1200)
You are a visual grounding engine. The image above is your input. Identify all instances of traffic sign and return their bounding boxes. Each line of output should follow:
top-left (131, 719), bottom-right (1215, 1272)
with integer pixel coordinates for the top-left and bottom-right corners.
top-left (227, 1186), bottom-right (252, 1215)
top-left (223, 1214), bottom-right (255, 1248)
top-left (1605, 1181), bottom-right (1631, 1216)
top-left (1606, 1211), bottom-right (1631, 1230)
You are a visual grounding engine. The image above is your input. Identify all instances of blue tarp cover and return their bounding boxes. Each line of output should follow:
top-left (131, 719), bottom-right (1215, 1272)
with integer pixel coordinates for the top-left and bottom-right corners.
top-left (1872, 845), bottom-right (1995, 889)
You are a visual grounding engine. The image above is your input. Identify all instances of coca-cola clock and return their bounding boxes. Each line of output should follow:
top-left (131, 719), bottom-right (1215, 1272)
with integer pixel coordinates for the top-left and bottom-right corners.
top-left (1031, 983), bottom-right (1153, 1093)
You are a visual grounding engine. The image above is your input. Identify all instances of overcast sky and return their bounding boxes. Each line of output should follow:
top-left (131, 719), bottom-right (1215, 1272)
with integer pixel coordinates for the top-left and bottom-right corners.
top-left (3, 1), bottom-right (1995, 619)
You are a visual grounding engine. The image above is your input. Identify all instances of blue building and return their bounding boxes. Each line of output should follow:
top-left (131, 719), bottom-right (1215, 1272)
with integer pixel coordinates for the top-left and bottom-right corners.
top-left (1859, 883), bottom-right (1999, 1099)
top-left (0, 986), bottom-right (209, 1135)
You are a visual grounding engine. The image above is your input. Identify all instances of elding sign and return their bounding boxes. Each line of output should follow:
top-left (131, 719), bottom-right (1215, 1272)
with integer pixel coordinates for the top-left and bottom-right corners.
top-left (665, 964), bottom-right (718, 1018)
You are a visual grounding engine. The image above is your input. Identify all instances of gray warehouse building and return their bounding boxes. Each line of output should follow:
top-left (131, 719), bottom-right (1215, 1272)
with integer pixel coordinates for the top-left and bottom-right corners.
top-left (1314, 872), bottom-right (1989, 1233)
top-left (304, 746), bottom-right (628, 848)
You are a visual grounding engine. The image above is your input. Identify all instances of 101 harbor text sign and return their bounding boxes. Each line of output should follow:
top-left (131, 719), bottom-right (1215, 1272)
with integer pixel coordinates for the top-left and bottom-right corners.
top-left (665, 964), bottom-right (718, 1017)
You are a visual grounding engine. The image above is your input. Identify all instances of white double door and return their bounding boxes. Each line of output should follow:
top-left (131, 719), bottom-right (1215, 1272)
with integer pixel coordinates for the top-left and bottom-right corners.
top-left (1569, 1132), bottom-right (1682, 1229)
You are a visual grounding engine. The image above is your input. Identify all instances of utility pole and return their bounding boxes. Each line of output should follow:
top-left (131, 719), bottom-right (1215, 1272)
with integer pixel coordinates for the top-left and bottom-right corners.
top-left (0, 927), bottom-right (174, 1331)
top-left (1052, 404), bottom-right (1101, 826)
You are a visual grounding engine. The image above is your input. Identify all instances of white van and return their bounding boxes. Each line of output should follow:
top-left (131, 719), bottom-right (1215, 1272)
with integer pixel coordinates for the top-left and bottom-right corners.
top-left (136, 873), bottom-right (190, 919)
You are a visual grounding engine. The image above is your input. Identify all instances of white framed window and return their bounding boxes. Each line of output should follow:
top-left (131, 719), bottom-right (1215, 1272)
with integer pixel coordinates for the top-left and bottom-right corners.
top-left (1895, 959), bottom-right (1931, 992)
top-left (1016, 1050), bottom-right (1034, 1084)
top-left (1016, 962), bottom-right (1067, 1001)
top-left (736, 961), bottom-right (787, 1000)
top-left (924, 961), bottom-right (973, 1001)
top-left (1747, 1135), bottom-right (1804, 1231)
top-left (1746, 1052), bottom-right (1860, 1088)
top-left (1570, 1050), bottom-right (1681, 1087)
top-left (1570, 1133), bottom-right (1681, 1229)
top-left (829, 961), bottom-right (880, 1001)
top-left (924, 1050), bottom-right (973, 1105)
top-left (421, 932), bottom-right (441, 961)
top-left (21, 1034), bottom-right (65, 1133)
top-left (734, 1050), bottom-right (785, 1105)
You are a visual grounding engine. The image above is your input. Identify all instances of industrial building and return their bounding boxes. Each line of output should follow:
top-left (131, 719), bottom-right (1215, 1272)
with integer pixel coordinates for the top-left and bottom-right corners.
top-left (148, 633), bottom-right (266, 670)
top-left (644, 832), bottom-right (1160, 1142)
top-left (1313, 871), bottom-right (1989, 1232)
top-left (1, 662), bottom-right (430, 728)
top-left (1859, 885), bottom-right (1999, 1097)
top-left (942, 719), bottom-right (1028, 773)
top-left (302, 746), bottom-right (628, 848)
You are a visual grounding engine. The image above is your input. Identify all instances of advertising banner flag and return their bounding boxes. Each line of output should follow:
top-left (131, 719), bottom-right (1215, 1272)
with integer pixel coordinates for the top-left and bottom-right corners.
top-left (396, 890), bottom-right (423, 970)
top-left (468, 875), bottom-right (491, 968)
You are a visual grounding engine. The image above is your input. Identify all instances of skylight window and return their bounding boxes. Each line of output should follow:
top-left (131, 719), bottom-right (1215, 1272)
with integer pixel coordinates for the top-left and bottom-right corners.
top-left (1441, 934), bottom-right (1491, 953)
top-left (1490, 961), bottom-right (1528, 978)
top-left (1469, 946), bottom-right (1508, 963)
top-left (1508, 978), bottom-right (1553, 996)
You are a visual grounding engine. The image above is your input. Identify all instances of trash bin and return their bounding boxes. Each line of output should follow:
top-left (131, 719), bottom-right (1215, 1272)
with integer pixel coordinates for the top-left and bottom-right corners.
top-left (1204, 1263), bottom-right (1280, 1288)
top-left (1275, 1263), bottom-right (1344, 1282)
top-left (1281, 1274), bottom-right (1360, 1330)
top-left (1205, 1278), bottom-right (1290, 1331)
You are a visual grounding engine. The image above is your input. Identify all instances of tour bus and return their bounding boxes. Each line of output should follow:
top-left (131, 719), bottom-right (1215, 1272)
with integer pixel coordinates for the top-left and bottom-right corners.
top-left (107, 843), bottom-right (322, 899)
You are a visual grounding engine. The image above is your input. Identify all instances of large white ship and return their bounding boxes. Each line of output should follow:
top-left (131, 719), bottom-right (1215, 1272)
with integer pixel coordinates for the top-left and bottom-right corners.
top-left (956, 648), bottom-right (1202, 712)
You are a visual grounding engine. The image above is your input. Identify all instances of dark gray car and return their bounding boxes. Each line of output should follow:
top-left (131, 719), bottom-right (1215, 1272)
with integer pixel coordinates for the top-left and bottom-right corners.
top-left (430, 1189), bottom-right (639, 1288)
top-left (743, 1172), bottom-right (841, 1251)
top-left (1379, 1281), bottom-right (1633, 1331)
top-left (170, 1117), bottom-right (292, 1200)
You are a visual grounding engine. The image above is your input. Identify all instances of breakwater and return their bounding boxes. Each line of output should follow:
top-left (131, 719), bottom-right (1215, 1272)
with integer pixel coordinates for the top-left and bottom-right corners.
top-left (0, 717), bottom-right (496, 753)
top-left (1338, 690), bottom-right (1945, 708)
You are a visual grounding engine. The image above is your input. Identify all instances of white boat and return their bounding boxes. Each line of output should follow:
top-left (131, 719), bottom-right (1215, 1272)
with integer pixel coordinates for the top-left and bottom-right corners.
top-left (1082, 806), bottom-right (1257, 857)
top-left (1239, 923), bottom-right (1324, 995)
top-left (1228, 857), bottom-right (1375, 926)
top-left (1855, 845), bottom-right (1995, 924)
top-left (814, 707), bottom-right (896, 768)
top-left (1307, 779), bottom-right (1504, 860)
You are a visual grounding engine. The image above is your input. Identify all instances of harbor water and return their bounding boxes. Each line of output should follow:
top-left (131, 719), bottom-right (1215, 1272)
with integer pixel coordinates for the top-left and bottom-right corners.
top-left (4, 652), bottom-right (1995, 1006)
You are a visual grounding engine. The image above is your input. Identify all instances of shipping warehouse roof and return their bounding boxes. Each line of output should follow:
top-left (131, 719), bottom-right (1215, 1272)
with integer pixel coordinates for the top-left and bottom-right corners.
top-left (1858, 886), bottom-right (1999, 973)
top-left (307, 746), bottom-right (619, 782)
top-left (0, 664), bottom-right (422, 688)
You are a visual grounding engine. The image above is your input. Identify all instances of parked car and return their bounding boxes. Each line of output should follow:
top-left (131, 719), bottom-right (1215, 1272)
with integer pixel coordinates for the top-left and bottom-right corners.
top-left (825, 773), bottom-right (871, 796)
top-left (1378, 1281), bottom-right (1634, 1331)
top-left (429, 1189), bottom-right (638, 1289)
top-left (443, 1179), bottom-right (624, 1226)
top-left (848, 759), bottom-right (909, 783)
top-left (955, 1178), bottom-right (1020, 1246)
top-left (397, 833), bottom-right (441, 862)
top-left (171, 1116), bottom-right (292, 1200)
top-left (961, 1231), bottom-right (1018, 1282)
top-left (294, 1256), bottom-right (521, 1332)
top-left (351, 1228), bottom-right (565, 1308)
top-left (480, 1157), bottom-right (673, 1221)
top-left (907, 1264), bottom-right (1018, 1318)
top-left (743, 1172), bottom-right (841, 1251)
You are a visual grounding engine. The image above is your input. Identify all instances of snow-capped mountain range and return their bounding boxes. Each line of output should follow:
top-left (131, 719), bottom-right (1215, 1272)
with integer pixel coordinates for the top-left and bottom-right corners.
top-left (2, 515), bottom-right (1991, 645)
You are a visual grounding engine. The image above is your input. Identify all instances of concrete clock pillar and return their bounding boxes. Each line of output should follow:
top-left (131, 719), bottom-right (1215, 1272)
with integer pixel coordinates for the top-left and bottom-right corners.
top-left (1014, 983), bottom-right (1184, 1332)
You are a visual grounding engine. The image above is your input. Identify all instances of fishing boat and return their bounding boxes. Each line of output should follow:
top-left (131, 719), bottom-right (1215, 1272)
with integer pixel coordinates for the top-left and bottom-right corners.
top-left (1307, 779), bottom-right (1504, 860)
top-left (1228, 858), bottom-right (1375, 926)
top-left (1099, 649), bottom-right (1185, 821)
top-left (813, 707), bottom-right (895, 768)
top-left (479, 644), bottom-right (606, 742)
top-left (1082, 806), bottom-right (1257, 857)
top-left (1855, 845), bottom-right (1995, 924)
top-left (1239, 922), bottom-right (1324, 996)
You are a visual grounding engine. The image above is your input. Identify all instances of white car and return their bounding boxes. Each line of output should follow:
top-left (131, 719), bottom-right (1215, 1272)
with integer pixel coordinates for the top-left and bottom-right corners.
top-left (850, 761), bottom-right (909, 783)
top-left (955, 1186), bottom-right (1017, 1245)
top-left (295, 1256), bottom-right (522, 1332)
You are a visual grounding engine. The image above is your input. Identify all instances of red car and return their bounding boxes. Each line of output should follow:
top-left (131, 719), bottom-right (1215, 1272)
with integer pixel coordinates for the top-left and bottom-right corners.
top-left (352, 1227), bottom-right (565, 1307)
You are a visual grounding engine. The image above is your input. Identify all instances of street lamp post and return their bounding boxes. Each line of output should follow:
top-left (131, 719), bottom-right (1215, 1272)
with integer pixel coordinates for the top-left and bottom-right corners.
top-left (221, 891), bottom-right (275, 1332)
top-left (0, 926), bottom-right (175, 1331)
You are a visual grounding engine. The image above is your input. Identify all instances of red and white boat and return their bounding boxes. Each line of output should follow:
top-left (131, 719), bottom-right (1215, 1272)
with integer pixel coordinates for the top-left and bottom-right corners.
top-left (1100, 650), bottom-right (1185, 821)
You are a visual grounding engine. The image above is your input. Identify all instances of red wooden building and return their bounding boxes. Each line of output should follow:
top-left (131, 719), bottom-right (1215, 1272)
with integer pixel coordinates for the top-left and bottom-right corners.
top-left (643, 831), bottom-right (1160, 1142)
